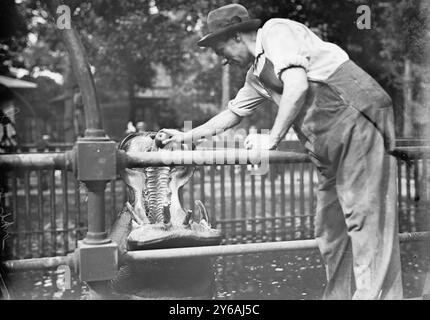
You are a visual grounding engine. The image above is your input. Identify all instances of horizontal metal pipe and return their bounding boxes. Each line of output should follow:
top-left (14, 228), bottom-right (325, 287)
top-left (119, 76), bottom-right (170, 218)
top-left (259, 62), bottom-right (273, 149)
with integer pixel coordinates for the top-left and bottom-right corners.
top-left (19, 142), bottom-right (74, 150)
top-left (125, 239), bottom-right (318, 262)
top-left (0, 152), bottom-right (70, 170)
top-left (390, 147), bottom-right (430, 160)
top-left (398, 231), bottom-right (430, 242)
top-left (3, 254), bottom-right (74, 272)
top-left (124, 146), bottom-right (428, 169)
top-left (125, 231), bottom-right (430, 262)
top-left (3, 232), bottom-right (429, 272)
top-left (0, 147), bottom-right (427, 172)
top-left (124, 150), bottom-right (311, 168)
top-left (216, 215), bottom-right (314, 224)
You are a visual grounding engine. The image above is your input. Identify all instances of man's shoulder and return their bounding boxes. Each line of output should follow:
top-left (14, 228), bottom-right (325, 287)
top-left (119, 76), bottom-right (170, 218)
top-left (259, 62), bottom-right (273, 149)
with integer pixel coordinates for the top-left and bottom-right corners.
top-left (261, 18), bottom-right (300, 33)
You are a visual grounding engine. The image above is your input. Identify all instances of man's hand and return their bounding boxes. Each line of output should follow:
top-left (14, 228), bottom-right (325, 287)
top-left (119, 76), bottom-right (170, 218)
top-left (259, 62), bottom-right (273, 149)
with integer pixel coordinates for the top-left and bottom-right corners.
top-left (158, 129), bottom-right (185, 145)
top-left (244, 134), bottom-right (277, 150)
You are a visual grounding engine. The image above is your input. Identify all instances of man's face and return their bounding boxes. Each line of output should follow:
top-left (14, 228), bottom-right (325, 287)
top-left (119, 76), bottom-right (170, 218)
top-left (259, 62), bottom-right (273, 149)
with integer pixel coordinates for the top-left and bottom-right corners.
top-left (212, 35), bottom-right (252, 68)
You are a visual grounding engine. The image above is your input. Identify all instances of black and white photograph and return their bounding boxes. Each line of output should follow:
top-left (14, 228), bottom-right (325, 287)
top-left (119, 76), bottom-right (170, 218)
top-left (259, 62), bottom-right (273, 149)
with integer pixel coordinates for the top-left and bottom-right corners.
top-left (0, 0), bottom-right (429, 304)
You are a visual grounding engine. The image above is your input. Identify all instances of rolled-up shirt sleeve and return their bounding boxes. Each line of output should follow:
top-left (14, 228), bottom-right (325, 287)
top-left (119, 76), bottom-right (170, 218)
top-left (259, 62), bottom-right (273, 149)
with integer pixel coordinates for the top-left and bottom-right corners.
top-left (227, 70), bottom-right (267, 117)
top-left (261, 20), bottom-right (311, 80)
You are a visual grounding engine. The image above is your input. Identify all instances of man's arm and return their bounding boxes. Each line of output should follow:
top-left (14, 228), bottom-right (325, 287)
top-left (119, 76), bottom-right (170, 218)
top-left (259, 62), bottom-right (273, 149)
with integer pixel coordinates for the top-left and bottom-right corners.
top-left (257, 20), bottom-right (310, 148)
top-left (244, 67), bottom-right (308, 150)
top-left (161, 109), bottom-right (242, 145)
top-left (269, 67), bottom-right (308, 146)
top-left (184, 109), bottom-right (242, 142)
top-left (162, 70), bottom-right (267, 145)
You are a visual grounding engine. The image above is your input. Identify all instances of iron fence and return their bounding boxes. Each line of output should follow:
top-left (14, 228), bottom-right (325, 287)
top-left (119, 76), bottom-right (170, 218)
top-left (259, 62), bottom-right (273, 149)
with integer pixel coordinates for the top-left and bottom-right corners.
top-left (1, 146), bottom-right (429, 260)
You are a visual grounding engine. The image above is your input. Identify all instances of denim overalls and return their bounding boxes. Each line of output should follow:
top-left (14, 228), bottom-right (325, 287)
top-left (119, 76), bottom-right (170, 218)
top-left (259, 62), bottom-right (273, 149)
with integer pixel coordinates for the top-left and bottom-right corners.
top-left (255, 59), bottom-right (403, 299)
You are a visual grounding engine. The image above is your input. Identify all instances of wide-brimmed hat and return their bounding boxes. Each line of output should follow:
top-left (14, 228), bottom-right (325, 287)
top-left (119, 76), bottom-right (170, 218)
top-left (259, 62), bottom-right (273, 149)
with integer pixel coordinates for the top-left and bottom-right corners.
top-left (197, 4), bottom-right (261, 47)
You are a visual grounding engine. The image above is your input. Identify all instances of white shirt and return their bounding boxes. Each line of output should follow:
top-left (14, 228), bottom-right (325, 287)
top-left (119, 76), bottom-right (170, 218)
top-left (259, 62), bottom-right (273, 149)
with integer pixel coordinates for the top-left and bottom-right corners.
top-left (228, 18), bottom-right (349, 117)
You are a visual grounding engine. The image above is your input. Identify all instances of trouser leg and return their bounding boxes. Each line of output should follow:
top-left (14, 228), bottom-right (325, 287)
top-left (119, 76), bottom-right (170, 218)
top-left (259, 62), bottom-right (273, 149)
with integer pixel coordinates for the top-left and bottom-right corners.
top-left (335, 113), bottom-right (403, 300)
top-left (314, 174), bottom-right (353, 300)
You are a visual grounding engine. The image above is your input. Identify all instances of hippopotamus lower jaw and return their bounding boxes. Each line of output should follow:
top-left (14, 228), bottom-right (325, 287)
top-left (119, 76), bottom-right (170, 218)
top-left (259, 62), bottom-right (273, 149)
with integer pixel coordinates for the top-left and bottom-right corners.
top-left (126, 199), bottom-right (221, 251)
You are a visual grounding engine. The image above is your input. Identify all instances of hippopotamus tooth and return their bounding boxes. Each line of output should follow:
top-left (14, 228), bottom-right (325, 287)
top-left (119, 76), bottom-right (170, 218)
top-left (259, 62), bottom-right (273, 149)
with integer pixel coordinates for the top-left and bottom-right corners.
top-left (183, 209), bottom-right (193, 227)
top-left (195, 200), bottom-right (210, 226)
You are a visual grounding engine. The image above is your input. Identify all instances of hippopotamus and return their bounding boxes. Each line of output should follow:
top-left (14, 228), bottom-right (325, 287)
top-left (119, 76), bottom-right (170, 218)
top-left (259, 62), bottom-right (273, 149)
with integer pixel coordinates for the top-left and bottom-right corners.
top-left (88, 131), bottom-right (221, 299)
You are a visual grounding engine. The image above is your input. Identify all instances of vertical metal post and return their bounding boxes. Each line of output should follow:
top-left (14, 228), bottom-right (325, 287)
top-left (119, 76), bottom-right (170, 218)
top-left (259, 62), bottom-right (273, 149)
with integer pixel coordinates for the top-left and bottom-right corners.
top-left (74, 136), bottom-right (117, 248)
top-left (62, 169), bottom-right (69, 253)
top-left (230, 165), bottom-right (236, 242)
top-left (24, 171), bottom-right (31, 257)
top-left (406, 162), bottom-right (412, 230)
top-left (110, 180), bottom-right (116, 226)
top-left (289, 163), bottom-right (296, 240)
top-left (397, 159), bottom-right (403, 230)
top-left (414, 160), bottom-right (420, 202)
top-left (210, 166), bottom-right (216, 228)
top-left (280, 164), bottom-right (286, 240)
top-left (251, 173), bottom-right (256, 237)
top-left (299, 163), bottom-right (305, 238)
top-left (46, 0), bottom-right (118, 282)
top-left (412, 161), bottom-right (419, 231)
top-left (83, 181), bottom-right (109, 245)
top-left (220, 166), bottom-right (226, 237)
top-left (50, 170), bottom-right (57, 256)
top-left (309, 164), bottom-right (315, 238)
top-left (422, 160), bottom-right (429, 230)
top-left (37, 171), bottom-right (44, 255)
top-left (261, 173), bottom-right (266, 239)
top-left (74, 177), bottom-right (81, 246)
top-left (240, 165), bottom-right (246, 242)
top-left (11, 171), bottom-right (18, 257)
top-left (270, 166), bottom-right (276, 241)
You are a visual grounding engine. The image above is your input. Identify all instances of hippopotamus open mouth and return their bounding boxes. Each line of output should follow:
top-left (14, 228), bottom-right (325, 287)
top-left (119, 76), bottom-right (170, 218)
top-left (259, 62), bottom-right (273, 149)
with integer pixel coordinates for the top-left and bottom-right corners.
top-left (118, 131), bottom-right (221, 251)
top-left (92, 131), bottom-right (221, 299)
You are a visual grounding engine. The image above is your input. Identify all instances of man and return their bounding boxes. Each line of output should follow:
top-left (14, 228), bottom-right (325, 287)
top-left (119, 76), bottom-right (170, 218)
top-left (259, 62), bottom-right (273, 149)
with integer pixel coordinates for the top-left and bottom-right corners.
top-left (160, 4), bottom-right (403, 299)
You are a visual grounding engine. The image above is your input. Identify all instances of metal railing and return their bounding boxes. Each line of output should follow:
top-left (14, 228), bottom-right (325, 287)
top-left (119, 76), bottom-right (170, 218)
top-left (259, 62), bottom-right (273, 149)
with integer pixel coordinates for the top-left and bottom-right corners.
top-left (1, 147), bottom-right (428, 260)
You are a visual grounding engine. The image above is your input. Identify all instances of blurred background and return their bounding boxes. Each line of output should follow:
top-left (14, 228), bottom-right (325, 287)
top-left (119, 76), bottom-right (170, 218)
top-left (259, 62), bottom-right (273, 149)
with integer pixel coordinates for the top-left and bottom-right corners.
top-left (0, 0), bottom-right (429, 146)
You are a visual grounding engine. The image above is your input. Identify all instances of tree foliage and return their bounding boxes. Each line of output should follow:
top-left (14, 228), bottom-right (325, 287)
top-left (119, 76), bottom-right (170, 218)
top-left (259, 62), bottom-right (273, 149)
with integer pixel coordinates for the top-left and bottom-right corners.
top-left (1, 0), bottom-right (428, 135)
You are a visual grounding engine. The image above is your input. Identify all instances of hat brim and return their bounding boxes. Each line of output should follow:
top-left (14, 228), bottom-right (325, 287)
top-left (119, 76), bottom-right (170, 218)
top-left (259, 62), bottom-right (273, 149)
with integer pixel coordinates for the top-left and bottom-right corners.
top-left (197, 19), bottom-right (262, 47)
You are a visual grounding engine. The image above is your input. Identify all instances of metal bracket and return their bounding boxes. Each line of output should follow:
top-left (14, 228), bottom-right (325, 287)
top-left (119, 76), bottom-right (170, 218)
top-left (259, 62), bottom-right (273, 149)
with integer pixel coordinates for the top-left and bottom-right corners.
top-left (76, 240), bottom-right (118, 282)
top-left (75, 138), bottom-right (117, 181)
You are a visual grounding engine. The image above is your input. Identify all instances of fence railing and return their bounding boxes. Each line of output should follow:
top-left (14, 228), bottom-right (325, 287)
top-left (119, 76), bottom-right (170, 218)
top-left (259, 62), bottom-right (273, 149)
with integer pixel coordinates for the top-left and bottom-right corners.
top-left (16, 142), bottom-right (75, 153)
top-left (1, 145), bottom-right (429, 259)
